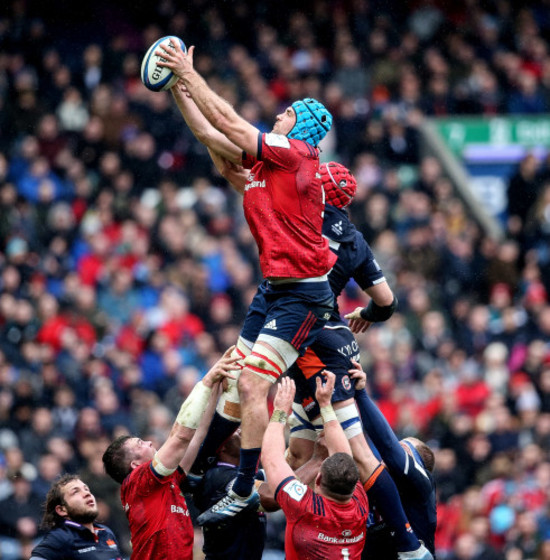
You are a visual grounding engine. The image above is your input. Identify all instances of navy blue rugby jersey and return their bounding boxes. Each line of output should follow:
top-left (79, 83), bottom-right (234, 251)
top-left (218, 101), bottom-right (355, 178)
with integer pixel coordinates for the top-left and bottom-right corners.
top-left (322, 204), bottom-right (386, 321)
top-left (30, 520), bottom-right (122, 560)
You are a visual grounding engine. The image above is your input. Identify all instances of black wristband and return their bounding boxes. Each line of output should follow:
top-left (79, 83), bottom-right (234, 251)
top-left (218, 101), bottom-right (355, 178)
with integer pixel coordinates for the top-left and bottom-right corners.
top-left (359, 296), bottom-right (398, 322)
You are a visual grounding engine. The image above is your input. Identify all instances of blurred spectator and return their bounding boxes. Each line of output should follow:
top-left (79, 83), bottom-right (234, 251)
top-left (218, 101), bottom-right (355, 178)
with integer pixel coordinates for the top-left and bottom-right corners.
top-left (0, 470), bottom-right (42, 543)
top-left (507, 154), bottom-right (541, 239)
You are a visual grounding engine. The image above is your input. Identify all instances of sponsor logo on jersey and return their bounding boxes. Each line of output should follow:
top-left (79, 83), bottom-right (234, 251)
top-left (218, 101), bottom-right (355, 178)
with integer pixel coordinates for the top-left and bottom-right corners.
top-left (265, 133), bottom-right (290, 148)
top-left (170, 505), bottom-right (190, 515)
top-left (336, 340), bottom-right (360, 359)
top-left (245, 176), bottom-right (267, 191)
top-left (317, 532), bottom-right (364, 544)
top-left (342, 530), bottom-right (352, 537)
top-left (78, 547), bottom-right (97, 553)
top-left (283, 479), bottom-right (307, 502)
top-left (331, 220), bottom-right (343, 237)
top-left (302, 396), bottom-right (316, 412)
top-left (342, 375), bottom-right (352, 391)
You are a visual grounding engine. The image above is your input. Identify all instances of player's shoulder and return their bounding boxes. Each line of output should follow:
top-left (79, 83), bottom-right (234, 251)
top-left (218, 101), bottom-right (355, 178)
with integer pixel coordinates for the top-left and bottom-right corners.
top-left (263, 133), bottom-right (318, 157)
top-left (263, 132), bottom-right (291, 149)
top-left (33, 524), bottom-right (73, 549)
top-left (275, 476), bottom-right (310, 503)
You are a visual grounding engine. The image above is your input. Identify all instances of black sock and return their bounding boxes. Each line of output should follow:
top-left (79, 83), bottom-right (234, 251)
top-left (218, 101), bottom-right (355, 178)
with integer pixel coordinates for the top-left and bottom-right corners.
top-left (232, 447), bottom-right (261, 497)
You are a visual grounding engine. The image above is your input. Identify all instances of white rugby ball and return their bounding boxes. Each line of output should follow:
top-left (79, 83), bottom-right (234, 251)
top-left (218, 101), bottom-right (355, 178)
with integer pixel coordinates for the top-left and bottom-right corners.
top-left (141, 36), bottom-right (186, 92)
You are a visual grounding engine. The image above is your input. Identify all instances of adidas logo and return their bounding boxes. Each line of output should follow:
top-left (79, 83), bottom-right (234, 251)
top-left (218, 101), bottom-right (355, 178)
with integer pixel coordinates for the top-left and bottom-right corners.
top-left (331, 220), bottom-right (343, 236)
top-left (265, 319), bottom-right (277, 330)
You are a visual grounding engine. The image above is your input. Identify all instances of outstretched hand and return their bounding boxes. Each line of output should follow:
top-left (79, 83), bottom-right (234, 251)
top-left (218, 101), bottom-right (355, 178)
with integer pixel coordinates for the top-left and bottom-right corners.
top-left (349, 359), bottom-right (366, 390)
top-left (315, 370), bottom-right (335, 408)
top-left (220, 157), bottom-right (244, 175)
top-left (202, 345), bottom-right (238, 388)
top-left (273, 377), bottom-right (295, 415)
top-left (344, 306), bottom-right (372, 333)
top-left (312, 431), bottom-right (329, 462)
top-left (156, 42), bottom-right (195, 81)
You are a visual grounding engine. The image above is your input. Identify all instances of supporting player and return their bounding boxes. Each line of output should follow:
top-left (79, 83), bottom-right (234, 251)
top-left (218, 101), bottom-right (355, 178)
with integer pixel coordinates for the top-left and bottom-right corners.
top-left (263, 373), bottom-right (369, 559)
top-left (101, 348), bottom-right (237, 560)
top-left (351, 361), bottom-right (437, 559)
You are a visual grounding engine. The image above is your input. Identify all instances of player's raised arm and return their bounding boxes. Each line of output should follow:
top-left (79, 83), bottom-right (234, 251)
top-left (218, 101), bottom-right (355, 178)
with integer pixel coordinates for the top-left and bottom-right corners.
top-left (171, 82), bottom-right (243, 165)
top-left (315, 370), bottom-right (352, 456)
top-left (345, 288), bottom-right (397, 334)
top-left (154, 347), bottom-right (237, 474)
top-left (158, 43), bottom-right (261, 157)
top-left (261, 377), bottom-right (296, 494)
top-left (208, 148), bottom-right (248, 195)
top-left (351, 359), bottom-right (408, 473)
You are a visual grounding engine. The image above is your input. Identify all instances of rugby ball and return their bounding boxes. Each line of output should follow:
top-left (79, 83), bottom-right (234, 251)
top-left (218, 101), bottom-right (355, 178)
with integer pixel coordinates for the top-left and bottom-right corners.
top-left (141, 36), bottom-right (186, 92)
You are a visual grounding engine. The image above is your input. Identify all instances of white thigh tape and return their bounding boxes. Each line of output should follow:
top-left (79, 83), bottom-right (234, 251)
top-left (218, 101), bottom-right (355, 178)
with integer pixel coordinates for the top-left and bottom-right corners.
top-left (335, 402), bottom-right (363, 439)
top-left (288, 403), bottom-right (323, 441)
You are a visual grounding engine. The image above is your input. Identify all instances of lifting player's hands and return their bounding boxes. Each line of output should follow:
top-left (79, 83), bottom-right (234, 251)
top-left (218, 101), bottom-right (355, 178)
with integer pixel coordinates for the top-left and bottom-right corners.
top-left (312, 431), bottom-right (329, 462)
top-left (315, 370), bottom-right (335, 408)
top-left (201, 345), bottom-right (238, 388)
top-left (156, 42), bottom-right (195, 81)
top-left (349, 359), bottom-right (366, 390)
top-left (344, 306), bottom-right (372, 334)
top-left (273, 376), bottom-right (296, 416)
top-left (218, 156), bottom-right (244, 176)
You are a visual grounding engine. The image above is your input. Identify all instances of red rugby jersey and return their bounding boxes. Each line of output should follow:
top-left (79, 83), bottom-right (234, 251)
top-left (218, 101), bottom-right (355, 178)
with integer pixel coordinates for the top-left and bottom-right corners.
top-left (242, 133), bottom-right (337, 279)
top-left (275, 476), bottom-right (369, 560)
top-left (120, 463), bottom-right (193, 560)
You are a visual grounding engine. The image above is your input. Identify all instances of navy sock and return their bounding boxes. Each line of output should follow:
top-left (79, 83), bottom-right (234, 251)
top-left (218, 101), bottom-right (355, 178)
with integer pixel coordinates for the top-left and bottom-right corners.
top-left (365, 465), bottom-right (420, 552)
top-left (232, 447), bottom-right (261, 497)
top-left (191, 412), bottom-right (240, 475)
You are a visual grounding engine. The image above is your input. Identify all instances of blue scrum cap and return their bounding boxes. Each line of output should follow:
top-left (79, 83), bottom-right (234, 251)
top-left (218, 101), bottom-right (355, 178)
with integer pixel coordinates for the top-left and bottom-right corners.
top-left (288, 98), bottom-right (332, 147)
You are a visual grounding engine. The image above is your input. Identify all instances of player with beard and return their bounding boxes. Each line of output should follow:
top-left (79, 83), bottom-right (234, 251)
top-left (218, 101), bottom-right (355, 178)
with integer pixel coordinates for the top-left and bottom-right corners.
top-left (102, 348), bottom-right (236, 560)
top-left (30, 475), bottom-right (122, 560)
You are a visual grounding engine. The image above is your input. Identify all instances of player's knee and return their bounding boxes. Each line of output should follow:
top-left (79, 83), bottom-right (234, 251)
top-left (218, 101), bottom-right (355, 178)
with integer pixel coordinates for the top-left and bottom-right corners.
top-left (238, 369), bottom-right (270, 404)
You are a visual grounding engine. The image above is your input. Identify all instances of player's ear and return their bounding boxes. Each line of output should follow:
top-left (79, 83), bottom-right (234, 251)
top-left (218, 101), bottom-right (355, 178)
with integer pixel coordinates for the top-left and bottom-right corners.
top-left (55, 504), bottom-right (68, 518)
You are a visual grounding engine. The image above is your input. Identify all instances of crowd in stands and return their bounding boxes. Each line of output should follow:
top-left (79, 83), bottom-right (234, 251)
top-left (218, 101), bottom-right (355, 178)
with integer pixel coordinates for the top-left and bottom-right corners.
top-left (1, 0), bottom-right (550, 558)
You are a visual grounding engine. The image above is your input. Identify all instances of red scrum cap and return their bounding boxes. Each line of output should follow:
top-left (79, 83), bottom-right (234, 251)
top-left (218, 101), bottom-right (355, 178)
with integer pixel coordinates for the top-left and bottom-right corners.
top-left (320, 162), bottom-right (357, 209)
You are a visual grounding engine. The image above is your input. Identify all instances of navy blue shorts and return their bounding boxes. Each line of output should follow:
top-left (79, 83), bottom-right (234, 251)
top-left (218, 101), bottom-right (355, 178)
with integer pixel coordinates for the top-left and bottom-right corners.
top-left (289, 322), bottom-right (360, 421)
top-left (240, 280), bottom-right (334, 355)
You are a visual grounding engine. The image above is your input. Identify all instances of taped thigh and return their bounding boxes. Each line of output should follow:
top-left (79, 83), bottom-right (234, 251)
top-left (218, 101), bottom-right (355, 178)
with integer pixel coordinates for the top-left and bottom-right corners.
top-left (288, 403), bottom-right (323, 441)
top-left (243, 341), bottom-right (290, 383)
top-left (256, 334), bottom-right (299, 371)
top-left (335, 402), bottom-right (363, 439)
